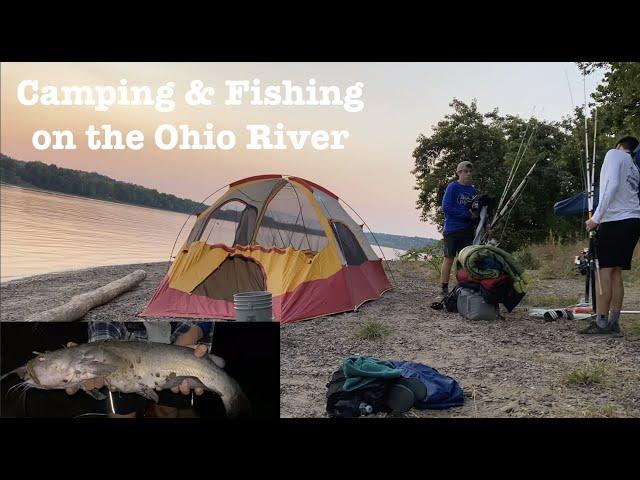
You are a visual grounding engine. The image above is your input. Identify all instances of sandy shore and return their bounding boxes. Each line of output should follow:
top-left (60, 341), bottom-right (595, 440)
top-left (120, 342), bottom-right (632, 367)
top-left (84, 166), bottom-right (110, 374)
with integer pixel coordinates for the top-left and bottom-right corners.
top-left (2, 261), bottom-right (639, 418)
top-left (0, 262), bottom-right (173, 322)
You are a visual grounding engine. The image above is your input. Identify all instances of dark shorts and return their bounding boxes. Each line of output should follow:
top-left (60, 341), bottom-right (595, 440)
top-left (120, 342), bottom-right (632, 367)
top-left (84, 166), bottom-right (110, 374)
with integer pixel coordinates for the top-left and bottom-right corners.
top-left (443, 229), bottom-right (474, 258)
top-left (107, 389), bottom-right (195, 416)
top-left (596, 218), bottom-right (640, 270)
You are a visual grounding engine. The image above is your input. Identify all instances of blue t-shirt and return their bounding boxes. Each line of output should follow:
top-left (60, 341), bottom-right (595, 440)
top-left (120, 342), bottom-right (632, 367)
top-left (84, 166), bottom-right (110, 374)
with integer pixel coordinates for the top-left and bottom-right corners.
top-left (442, 181), bottom-right (477, 235)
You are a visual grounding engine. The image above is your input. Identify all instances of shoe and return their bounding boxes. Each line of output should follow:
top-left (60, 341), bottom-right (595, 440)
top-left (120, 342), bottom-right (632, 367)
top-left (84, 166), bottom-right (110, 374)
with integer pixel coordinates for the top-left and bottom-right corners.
top-left (385, 383), bottom-right (415, 413)
top-left (544, 309), bottom-right (574, 322)
top-left (609, 320), bottom-right (621, 334)
top-left (395, 377), bottom-right (428, 405)
top-left (440, 288), bottom-right (449, 297)
top-left (578, 321), bottom-right (614, 335)
top-left (430, 301), bottom-right (444, 310)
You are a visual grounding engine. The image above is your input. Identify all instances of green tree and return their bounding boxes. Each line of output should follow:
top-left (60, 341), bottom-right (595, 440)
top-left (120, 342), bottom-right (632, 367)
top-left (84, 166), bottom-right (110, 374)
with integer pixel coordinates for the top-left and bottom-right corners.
top-left (412, 100), bottom-right (582, 251)
top-left (412, 99), bottom-right (506, 228)
top-left (579, 62), bottom-right (640, 139)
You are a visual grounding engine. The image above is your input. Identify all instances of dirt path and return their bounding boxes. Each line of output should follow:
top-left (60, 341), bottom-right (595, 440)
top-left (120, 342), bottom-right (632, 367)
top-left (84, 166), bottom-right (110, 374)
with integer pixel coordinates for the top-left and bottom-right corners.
top-left (280, 262), bottom-right (640, 418)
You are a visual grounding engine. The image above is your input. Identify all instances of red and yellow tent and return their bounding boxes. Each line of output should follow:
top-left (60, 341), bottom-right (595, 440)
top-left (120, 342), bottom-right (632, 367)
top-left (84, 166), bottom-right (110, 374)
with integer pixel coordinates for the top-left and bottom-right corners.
top-left (140, 175), bottom-right (392, 323)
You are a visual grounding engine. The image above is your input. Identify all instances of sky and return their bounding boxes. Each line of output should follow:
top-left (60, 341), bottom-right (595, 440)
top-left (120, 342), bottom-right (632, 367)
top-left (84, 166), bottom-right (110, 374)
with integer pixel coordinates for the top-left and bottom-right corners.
top-left (0, 62), bottom-right (604, 238)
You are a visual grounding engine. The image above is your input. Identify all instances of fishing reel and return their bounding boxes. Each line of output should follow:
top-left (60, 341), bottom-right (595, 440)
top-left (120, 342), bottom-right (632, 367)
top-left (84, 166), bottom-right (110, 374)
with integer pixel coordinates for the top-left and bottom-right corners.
top-left (465, 193), bottom-right (496, 214)
top-left (574, 248), bottom-right (590, 276)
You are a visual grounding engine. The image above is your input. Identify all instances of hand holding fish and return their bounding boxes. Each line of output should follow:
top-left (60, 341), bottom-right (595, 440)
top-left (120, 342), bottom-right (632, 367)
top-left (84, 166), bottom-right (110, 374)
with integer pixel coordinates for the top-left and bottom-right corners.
top-left (4, 339), bottom-right (249, 417)
top-left (168, 343), bottom-right (208, 396)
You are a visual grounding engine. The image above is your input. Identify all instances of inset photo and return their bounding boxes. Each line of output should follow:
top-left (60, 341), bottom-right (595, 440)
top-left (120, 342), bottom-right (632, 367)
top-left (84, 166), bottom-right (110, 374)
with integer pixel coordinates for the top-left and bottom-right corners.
top-left (0, 321), bottom-right (279, 418)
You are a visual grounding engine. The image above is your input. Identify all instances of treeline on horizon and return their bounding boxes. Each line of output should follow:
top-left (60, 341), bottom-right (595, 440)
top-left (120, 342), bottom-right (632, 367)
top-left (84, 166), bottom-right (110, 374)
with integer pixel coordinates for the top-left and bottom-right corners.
top-left (0, 154), bottom-right (206, 215)
top-left (365, 232), bottom-right (436, 250)
top-left (412, 62), bottom-right (639, 252)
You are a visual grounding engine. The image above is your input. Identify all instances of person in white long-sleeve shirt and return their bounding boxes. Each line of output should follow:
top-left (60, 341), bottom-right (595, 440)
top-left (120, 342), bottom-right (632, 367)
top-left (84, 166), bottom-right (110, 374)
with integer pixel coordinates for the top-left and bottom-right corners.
top-left (581, 136), bottom-right (640, 335)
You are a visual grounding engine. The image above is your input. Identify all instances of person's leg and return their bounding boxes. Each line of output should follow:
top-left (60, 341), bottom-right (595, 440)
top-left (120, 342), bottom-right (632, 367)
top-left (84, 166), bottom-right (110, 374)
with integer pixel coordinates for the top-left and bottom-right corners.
top-left (154, 389), bottom-right (196, 418)
top-left (580, 266), bottom-right (614, 334)
top-left (609, 267), bottom-right (624, 311)
top-left (607, 267), bottom-right (624, 332)
top-left (440, 256), bottom-right (455, 292)
top-left (107, 391), bottom-right (143, 418)
top-left (109, 412), bottom-right (137, 418)
top-left (440, 234), bottom-right (459, 294)
top-left (154, 404), bottom-right (179, 418)
top-left (595, 267), bottom-right (613, 326)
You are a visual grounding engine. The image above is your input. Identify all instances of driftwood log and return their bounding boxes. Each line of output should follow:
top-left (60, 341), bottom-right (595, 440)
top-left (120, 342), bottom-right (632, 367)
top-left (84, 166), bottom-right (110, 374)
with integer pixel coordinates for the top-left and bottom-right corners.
top-left (23, 270), bottom-right (147, 322)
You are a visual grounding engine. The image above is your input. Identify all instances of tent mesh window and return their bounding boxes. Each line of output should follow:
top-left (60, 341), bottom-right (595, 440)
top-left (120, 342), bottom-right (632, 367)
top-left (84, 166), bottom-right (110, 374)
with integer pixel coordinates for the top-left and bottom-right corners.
top-left (254, 183), bottom-right (328, 252)
top-left (199, 200), bottom-right (258, 247)
top-left (330, 221), bottom-right (367, 266)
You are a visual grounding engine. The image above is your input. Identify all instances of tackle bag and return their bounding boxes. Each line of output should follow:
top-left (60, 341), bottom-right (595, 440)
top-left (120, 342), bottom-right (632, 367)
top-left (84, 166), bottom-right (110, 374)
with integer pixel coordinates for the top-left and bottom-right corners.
top-left (457, 287), bottom-right (498, 320)
top-left (325, 368), bottom-right (391, 418)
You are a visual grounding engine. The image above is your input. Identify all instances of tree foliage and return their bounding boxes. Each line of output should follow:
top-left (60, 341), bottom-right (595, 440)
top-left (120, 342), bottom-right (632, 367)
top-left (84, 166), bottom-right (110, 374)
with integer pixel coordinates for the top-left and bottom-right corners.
top-left (412, 99), bottom-right (586, 251)
top-left (0, 154), bottom-right (206, 215)
top-left (412, 63), bottom-right (638, 251)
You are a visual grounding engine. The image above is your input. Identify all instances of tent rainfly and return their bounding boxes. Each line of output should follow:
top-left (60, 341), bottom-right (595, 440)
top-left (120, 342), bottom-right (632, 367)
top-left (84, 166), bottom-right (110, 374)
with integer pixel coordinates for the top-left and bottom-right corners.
top-left (140, 175), bottom-right (392, 323)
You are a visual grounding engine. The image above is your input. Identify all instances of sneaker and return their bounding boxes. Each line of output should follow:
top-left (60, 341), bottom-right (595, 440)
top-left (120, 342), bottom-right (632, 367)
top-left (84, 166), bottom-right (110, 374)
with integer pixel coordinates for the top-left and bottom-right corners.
top-left (609, 320), bottom-right (622, 335)
top-left (578, 321), bottom-right (614, 335)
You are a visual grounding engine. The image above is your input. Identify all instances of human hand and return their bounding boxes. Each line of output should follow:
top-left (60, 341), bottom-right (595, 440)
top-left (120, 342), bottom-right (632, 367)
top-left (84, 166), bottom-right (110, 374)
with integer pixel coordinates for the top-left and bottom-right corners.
top-left (63, 342), bottom-right (115, 394)
top-left (169, 344), bottom-right (209, 396)
top-left (585, 219), bottom-right (598, 232)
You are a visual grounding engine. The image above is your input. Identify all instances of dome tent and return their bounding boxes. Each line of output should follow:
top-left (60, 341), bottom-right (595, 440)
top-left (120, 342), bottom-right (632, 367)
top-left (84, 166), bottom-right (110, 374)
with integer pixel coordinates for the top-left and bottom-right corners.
top-left (140, 175), bottom-right (392, 323)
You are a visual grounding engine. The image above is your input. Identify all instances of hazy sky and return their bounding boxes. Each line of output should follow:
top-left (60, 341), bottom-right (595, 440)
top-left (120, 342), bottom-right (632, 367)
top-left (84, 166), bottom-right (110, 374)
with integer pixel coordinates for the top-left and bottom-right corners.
top-left (1, 62), bottom-right (604, 238)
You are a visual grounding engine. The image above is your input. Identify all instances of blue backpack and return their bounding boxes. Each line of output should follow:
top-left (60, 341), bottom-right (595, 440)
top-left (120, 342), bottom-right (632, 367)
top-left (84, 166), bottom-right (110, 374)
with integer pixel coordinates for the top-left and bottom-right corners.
top-left (389, 361), bottom-right (464, 410)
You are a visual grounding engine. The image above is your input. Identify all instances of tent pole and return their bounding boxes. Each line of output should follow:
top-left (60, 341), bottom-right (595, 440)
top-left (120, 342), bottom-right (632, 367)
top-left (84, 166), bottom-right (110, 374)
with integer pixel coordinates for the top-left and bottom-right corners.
top-left (166, 184), bottom-right (228, 274)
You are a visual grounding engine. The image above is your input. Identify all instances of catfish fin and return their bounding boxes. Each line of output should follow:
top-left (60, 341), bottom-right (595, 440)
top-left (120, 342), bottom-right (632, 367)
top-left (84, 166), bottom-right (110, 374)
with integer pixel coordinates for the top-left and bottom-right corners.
top-left (209, 354), bottom-right (225, 369)
top-left (137, 385), bottom-right (159, 403)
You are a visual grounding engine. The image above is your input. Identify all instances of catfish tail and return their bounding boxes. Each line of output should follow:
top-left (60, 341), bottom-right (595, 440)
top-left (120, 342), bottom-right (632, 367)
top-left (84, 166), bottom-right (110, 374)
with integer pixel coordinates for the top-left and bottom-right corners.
top-left (222, 389), bottom-right (252, 419)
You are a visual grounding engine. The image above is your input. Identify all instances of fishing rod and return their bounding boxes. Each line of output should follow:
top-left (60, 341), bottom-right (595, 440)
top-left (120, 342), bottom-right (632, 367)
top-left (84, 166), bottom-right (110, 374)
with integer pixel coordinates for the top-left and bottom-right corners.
top-left (583, 72), bottom-right (603, 309)
top-left (493, 115), bottom-right (537, 223)
top-left (480, 121), bottom-right (540, 245)
top-left (490, 117), bottom-right (540, 230)
top-left (489, 159), bottom-right (539, 231)
top-left (495, 109), bottom-right (535, 216)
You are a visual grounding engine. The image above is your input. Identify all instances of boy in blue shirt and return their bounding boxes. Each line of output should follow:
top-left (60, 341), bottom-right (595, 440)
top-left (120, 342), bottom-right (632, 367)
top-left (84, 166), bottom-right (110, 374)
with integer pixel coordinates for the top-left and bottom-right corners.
top-left (440, 161), bottom-right (478, 295)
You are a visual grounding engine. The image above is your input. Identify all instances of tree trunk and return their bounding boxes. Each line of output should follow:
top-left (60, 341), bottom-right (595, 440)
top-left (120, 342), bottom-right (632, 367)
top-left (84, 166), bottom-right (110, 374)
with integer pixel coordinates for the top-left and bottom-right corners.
top-left (23, 270), bottom-right (147, 322)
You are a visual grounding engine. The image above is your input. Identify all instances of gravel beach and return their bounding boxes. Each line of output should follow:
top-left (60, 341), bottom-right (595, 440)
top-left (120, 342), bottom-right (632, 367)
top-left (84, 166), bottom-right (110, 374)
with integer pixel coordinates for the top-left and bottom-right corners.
top-left (2, 261), bottom-right (639, 418)
top-left (0, 262), bottom-right (173, 322)
top-left (280, 262), bottom-right (640, 418)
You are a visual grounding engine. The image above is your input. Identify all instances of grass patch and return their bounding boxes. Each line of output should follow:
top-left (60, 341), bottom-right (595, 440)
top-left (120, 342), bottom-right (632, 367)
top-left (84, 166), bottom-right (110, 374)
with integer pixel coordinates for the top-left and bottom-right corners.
top-left (356, 320), bottom-right (391, 340)
top-left (563, 362), bottom-right (607, 386)
top-left (621, 315), bottom-right (640, 340)
top-left (582, 404), bottom-right (619, 418)
top-left (523, 294), bottom-right (580, 307)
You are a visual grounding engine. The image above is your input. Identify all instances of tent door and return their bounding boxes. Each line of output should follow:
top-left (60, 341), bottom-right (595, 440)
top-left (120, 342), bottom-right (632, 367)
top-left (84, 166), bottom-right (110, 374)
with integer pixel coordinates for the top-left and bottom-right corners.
top-left (192, 256), bottom-right (266, 301)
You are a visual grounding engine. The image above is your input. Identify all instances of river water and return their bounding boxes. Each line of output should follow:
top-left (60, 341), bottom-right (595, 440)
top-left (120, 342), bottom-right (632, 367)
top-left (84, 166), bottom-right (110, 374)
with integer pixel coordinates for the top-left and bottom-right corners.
top-left (0, 185), bottom-right (403, 282)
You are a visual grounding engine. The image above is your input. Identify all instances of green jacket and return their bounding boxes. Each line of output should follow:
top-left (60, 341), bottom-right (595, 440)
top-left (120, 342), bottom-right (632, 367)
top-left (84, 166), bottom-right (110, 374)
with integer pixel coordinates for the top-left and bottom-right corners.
top-left (342, 355), bottom-right (402, 391)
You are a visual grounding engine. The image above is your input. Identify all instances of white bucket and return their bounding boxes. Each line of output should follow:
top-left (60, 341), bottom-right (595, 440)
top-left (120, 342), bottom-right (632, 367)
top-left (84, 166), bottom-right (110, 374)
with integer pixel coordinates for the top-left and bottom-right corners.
top-left (233, 291), bottom-right (273, 322)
